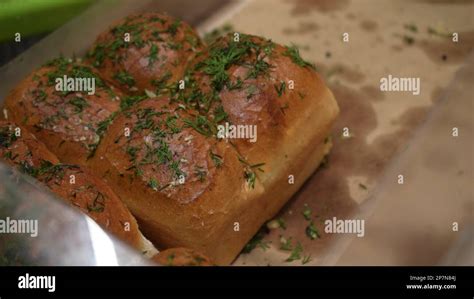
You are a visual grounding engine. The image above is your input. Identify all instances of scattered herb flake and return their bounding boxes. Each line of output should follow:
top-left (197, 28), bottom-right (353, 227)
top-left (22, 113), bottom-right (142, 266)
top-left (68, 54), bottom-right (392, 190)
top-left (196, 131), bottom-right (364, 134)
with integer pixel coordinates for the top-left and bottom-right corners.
top-left (148, 177), bottom-right (159, 191)
top-left (275, 81), bottom-right (286, 97)
top-left (113, 71), bottom-right (135, 87)
top-left (285, 242), bottom-right (303, 262)
top-left (242, 227), bottom-right (270, 254)
top-left (148, 44), bottom-right (159, 66)
top-left (302, 204), bottom-right (312, 221)
top-left (305, 221), bottom-right (320, 240)
top-left (302, 255), bottom-right (312, 265)
top-left (210, 151), bottom-right (223, 168)
top-left (283, 44), bottom-right (316, 70)
top-left (279, 236), bottom-right (293, 251)
top-left (404, 23), bottom-right (418, 33)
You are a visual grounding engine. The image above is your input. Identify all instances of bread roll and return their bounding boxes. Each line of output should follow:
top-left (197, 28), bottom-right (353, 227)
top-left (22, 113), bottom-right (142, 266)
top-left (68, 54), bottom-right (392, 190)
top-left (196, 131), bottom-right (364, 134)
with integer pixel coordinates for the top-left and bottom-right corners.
top-left (89, 33), bottom-right (338, 264)
top-left (3, 57), bottom-right (122, 166)
top-left (0, 121), bottom-right (155, 253)
top-left (188, 34), bottom-right (339, 241)
top-left (89, 98), bottom-right (247, 262)
top-left (3, 15), bottom-right (338, 264)
top-left (152, 248), bottom-right (213, 266)
top-left (86, 13), bottom-right (203, 94)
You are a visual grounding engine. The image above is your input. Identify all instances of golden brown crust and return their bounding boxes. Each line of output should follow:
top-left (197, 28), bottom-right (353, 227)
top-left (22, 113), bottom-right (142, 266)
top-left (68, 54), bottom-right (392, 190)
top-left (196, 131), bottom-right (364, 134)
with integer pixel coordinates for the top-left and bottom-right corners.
top-left (189, 35), bottom-right (339, 263)
top-left (89, 98), bottom-right (249, 261)
top-left (0, 121), bottom-right (144, 250)
top-left (3, 22), bottom-right (339, 265)
top-left (89, 33), bottom-right (338, 265)
top-left (151, 248), bottom-right (213, 266)
top-left (0, 121), bottom-right (60, 167)
top-left (2, 58), bottom-right (121, 166)
top-left (90, 98), bottom-right (221, 204)
top-left (85, 13), bottom-right (204, 94)
top-left (39, 165), bottom-right (144, 249)
top-left (197, 34), bottom-right (340, 189)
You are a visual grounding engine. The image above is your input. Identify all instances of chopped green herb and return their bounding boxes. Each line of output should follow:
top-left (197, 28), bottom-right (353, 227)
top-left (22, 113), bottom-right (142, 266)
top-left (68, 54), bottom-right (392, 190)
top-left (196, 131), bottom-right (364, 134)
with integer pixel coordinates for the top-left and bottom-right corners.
top-left (120, 95), bottom-right (147, 110)
top-left (168, 19), bottom-right (181, 36)
top-left (148, 177), bottom-right (159, 191)
top-left (96, 112), bottom-right (117, 137)
top-left (210, 151), bottom-right (223, 168)
top-left (404, 23), bottom-right (418, 33)
top-left (148, 44), bottom-right (159, 66)
top-left (165, 115), bottom-right (181, 134)
top-left (305, 221), bottom-right (320, 240)
top-left (285, 241), bottom-right (303, 262)
top-left (403, 35), bottom-right (415, 45)
top-left (183, 115), bottom-right (214, 137)
top-left (194, 166), bottom-right (207, 182)
top-left (0, 127), bottom-right (18, 148)
top-left (244, 169), bottom-right (256, 189)
top-left (279, 236), bottom-right (293, 251)
top-left (283, 45), bottom-right (315, 69)
top-left (302, 204), bottom-right (312, 221)
top-left (267, 218), bottom-right (286, 230)
top-left (126, 146), bottom-right (139, 160)
top-left (246, 84), bottom-right (258, 100)
top-left (275, 81), bottom-right (286, 97)
top-left (246, 57), bottom-right (271, 80)
top-left (166, 253), bottom-right (175, 265)
top-left (151, 71), bottom-right (173, 92)
top-left (213, 105), bottom-right (228, 123)
top-left (68, 97), bottom-right (90, 114)
top-left (242, 227), bottom-right (270, 254)
top-left (113, 71), bottom-right (135, 87)
top-left (302, 255), bottom-right (312, 265)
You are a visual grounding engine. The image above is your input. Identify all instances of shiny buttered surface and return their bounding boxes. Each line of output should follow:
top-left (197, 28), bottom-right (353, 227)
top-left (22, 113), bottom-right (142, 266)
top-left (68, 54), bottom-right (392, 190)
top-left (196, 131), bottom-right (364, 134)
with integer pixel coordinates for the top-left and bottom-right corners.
top-left (0, 121), bottom-right (146, 250)
top-left (1, 13), bottom-right (339, 265)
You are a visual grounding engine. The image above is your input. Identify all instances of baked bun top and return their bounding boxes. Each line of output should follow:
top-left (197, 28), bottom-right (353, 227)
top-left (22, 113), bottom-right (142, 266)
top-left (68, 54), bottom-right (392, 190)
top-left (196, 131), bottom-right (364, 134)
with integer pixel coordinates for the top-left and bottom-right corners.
top-left (168, 33), bottom-right (329, 188)
top-left (3, 57), bottom-right (122, 165)
top-left (92, 98), bottom-right (224, 204)
top-left (0, 120), bottom-right (143, 248)
top-left (0, 120), bottom-right (60, 168)
top-left (86, 12), bottom-right (204, 94)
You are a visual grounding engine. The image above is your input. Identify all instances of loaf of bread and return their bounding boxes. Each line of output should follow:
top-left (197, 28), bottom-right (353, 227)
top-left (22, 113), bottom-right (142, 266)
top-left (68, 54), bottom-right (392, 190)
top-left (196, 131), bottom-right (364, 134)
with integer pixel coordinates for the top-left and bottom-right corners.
top-left (3, 57), bottom-right (122, 166)
top-left (0, 121), bottom-right (155, 254)
top-left (2, 14), bottom-right (339, 265)
top-left (152, 248), bottom-right (213, 266)
top-left (86, 13), bottom-right (203, 94)
top-left (89, 32), bottom-right (339, 264)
